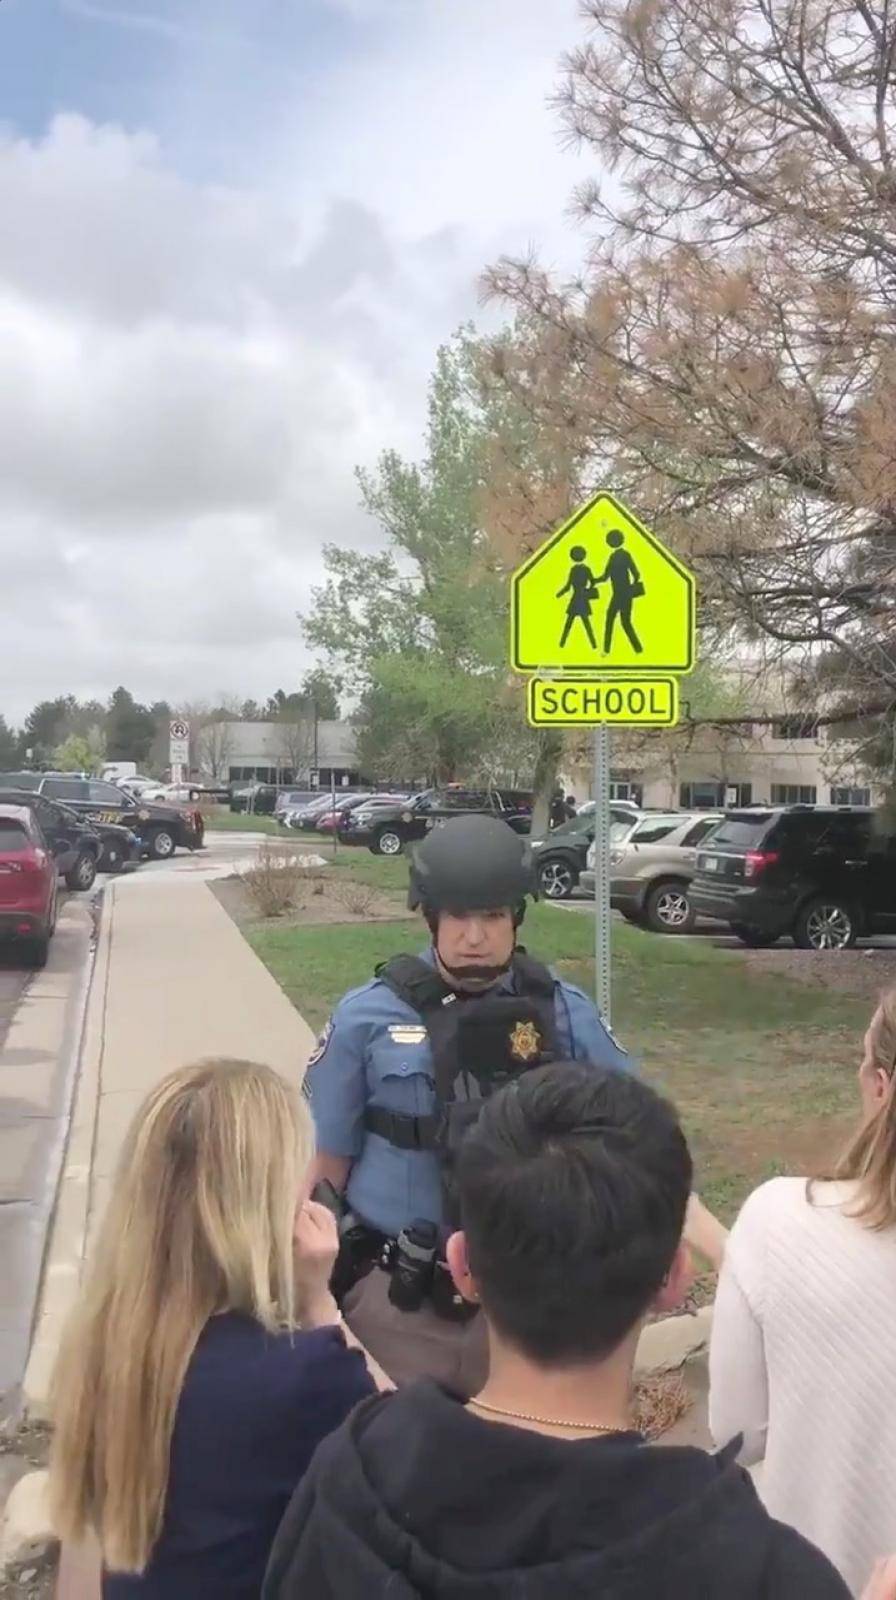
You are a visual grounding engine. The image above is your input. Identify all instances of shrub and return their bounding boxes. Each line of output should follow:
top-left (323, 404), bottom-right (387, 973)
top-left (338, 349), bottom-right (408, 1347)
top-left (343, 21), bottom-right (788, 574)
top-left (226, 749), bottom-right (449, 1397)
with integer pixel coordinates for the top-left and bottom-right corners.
top-left (238, 841), bottom-right (306, 918)
top-left (334, 881), bottom-right (378, 917)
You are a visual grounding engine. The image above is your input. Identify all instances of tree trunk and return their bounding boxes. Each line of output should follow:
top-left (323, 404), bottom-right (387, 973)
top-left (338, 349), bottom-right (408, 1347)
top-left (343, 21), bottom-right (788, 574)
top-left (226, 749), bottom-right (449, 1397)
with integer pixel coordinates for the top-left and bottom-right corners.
top-left (531, 730), bottom-right (563, 837)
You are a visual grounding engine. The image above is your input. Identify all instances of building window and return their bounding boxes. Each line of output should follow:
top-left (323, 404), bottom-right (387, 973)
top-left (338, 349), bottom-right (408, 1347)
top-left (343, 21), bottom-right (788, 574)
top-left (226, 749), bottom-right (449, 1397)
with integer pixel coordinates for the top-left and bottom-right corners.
top-left (772, 716), bottom-right (820, 741)
top-left (771, 784), bottom-right (818, 805)
top-left (609, 776), bottom-right (643, 804)
top-left (679, 781), bottom-right (752, 809)
top-left (830, 786), bottom-right (871, 806)
top-left (679, 781), bottom-right (723, 809)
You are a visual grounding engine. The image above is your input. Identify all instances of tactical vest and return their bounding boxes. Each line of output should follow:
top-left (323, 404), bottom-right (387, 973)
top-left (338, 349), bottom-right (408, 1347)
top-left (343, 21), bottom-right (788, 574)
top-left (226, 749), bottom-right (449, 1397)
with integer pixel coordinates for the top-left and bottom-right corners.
top-left (364, 952), bottom-right (559, 1222)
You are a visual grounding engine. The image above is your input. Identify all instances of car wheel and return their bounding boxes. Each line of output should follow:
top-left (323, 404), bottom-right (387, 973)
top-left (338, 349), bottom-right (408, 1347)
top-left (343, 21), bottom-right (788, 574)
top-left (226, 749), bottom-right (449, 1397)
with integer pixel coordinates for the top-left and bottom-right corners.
top-left (373, 828), bottom-right (403, 857)
top-left (794, 898), bottom-right (857, 951)
top-left (730, 923), bottom-right (780, 948)
top-left (65, 851), bottom-right (97, 892)
top-left (149, 829), bottom-right (176, 860)
top-left (644, 880), bottom-right (696, 935)
top-left (25, 935), bottom-right (49, 969)
top-left (538, 858), bottom-right (577, 900)
top-left (103, 840), bottom-right (125, 873)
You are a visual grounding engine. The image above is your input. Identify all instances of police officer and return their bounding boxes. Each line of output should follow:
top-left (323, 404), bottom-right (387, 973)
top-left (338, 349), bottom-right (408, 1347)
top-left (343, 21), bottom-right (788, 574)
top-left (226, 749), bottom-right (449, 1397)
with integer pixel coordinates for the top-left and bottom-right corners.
top-left (305, 813), bottom-right (631, 1390)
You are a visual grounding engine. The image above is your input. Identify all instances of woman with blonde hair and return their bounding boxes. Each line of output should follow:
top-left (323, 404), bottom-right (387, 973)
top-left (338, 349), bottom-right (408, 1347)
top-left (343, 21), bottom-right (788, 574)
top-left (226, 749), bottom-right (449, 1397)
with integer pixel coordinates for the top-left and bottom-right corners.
top-left (710, 990), bottom-right (896, 1596)
top-left (50, 1058), bottom-right (378, 1598)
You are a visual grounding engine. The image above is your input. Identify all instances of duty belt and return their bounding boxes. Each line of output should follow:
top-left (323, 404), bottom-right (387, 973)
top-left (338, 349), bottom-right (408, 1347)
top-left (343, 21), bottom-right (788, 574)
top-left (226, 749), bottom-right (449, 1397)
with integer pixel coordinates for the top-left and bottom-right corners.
top-left (365, 1106), bottom-right (441, 1150)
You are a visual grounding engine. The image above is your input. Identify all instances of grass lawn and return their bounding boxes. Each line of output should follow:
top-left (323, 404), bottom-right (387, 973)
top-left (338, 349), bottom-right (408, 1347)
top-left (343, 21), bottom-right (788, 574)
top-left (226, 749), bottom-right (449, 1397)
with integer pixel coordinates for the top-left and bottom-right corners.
top-left (205, 811), bottom-right (286, 835)
top-left (246, 874), bottom-right (868, 1222)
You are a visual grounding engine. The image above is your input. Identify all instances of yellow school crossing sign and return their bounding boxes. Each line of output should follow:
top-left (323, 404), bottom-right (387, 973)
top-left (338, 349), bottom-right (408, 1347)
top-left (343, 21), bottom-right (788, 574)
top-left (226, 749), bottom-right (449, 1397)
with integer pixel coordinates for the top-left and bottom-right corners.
top-left (510, 493), bottom-right (696, 676)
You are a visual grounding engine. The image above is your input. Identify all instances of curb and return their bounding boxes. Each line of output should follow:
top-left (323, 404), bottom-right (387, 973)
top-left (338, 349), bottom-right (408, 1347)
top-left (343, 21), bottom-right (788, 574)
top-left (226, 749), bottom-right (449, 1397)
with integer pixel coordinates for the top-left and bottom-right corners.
top-left (22, 884), bottom-right (114, 1421)
top-left (0, 896), bottom-right (98, 1428)
top-left (635, 1304), bottom-right (713, 1375)
top-left (0, 1470), bottom-right (54, 1576)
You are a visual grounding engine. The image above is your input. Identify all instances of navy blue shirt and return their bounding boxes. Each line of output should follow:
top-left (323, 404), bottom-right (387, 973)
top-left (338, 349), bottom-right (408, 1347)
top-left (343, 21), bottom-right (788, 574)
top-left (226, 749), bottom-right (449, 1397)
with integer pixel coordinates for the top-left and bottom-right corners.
top-left (308, 947), bottom-right (632, 1236)
top-left (103, 1311), bottom-right (374, 1600)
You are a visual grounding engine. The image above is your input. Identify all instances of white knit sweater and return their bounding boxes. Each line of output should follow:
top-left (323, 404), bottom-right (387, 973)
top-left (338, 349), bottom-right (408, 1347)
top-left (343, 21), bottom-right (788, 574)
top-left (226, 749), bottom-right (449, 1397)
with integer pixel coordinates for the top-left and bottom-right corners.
top-left (709, 1176), bottom-right (896, 1596)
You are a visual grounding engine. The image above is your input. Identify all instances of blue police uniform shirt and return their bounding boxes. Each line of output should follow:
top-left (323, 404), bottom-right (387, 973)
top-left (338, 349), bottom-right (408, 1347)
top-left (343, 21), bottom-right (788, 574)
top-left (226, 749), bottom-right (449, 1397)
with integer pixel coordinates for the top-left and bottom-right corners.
top-left (307, 950), bottom-right (632, 1238)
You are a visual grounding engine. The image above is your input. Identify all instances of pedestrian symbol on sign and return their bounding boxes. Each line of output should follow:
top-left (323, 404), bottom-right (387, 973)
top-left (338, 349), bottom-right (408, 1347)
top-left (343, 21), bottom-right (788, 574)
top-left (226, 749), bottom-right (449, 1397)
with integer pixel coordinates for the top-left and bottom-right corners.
top-left (556, 531), bottom-right (646, 657)
top-left (511, 493), bottom-right (693, 674)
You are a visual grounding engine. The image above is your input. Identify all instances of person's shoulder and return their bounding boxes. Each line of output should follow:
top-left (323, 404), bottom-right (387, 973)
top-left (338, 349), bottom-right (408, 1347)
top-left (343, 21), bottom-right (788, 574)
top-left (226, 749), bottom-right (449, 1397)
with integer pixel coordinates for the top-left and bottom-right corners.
top-left (729, 1177), bottom-right (816, 1263)
top-left (554, 976), bottom-right (594, 1006)
top-left (764, 1515), bottom-right (851, 1597)
top-left (326, 977), bottom-right (408, 1031)
top-left (736, 1175), bottom-right (811, 1227)
top-left (193, 1315), bottom-right (367, 1402)
top-left (333, 978), bottom-right (384, 1014)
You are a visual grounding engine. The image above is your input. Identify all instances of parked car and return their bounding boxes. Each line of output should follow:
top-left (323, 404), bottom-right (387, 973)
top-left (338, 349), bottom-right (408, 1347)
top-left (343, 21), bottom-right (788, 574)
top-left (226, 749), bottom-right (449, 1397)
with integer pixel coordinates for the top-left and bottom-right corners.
top-left (581, 811), bottom-right (723, 933)
top-left (285, 794), bottom-right (352, 831)
top-left (0, 774), bottom-right (204, 860)
top-left (340, 787), bottom-right (534, 857)
top-left (690, 804), bottom-right (896, 951)
top-left (529, 806), bottom-right (643, 900)
top-left (274, 789), bottom-right (319, 818)
top-left (0, 803), bottom-right (57, 967)
top-left (0, 787), bottom-right (100, 890)
top-left (314, 793), bottom-right (373, 834)
top-left (229, 782), bottom-right (277, 814)
top-left (0, 789), bottom-right (140, 887)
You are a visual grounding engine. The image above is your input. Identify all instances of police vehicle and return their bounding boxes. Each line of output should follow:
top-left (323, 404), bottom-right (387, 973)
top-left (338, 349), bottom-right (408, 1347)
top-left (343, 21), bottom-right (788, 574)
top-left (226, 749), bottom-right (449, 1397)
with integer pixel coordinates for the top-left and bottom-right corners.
top-left (0, 773), bottom-right (204, 860)
top-left (339, 786), bottom-right (534, 857)
top-left (0, 788), bottom-right (139, 888)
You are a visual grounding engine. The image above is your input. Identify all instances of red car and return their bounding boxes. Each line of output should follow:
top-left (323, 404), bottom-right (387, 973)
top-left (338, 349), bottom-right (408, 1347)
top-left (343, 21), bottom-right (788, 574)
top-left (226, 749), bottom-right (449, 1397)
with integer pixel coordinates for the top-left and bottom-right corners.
top-left (0, 803), bottom-right (58, 967)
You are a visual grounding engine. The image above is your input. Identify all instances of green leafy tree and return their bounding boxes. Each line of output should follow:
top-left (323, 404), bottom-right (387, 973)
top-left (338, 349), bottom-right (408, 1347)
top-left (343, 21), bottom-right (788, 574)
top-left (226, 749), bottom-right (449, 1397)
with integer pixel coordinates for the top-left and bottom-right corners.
top-left (105, 687), bottom-right (157, 764)
top-left (304, 331), bottom-right (546, 791)
top-left (0, 715), bottom-right (20, 769)
top-left (53, 733), bottom-right (95, 773)
top-left (22, 697), bottom-right (77, 763)
top-left (300, 669), bottom-right (341, 722)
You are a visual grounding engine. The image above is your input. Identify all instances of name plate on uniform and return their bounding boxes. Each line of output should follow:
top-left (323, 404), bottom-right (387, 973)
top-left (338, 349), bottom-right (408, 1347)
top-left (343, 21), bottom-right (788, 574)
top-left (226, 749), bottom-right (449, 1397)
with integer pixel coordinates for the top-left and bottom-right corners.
top-left (388, 1024), bottom-right (427, 1045)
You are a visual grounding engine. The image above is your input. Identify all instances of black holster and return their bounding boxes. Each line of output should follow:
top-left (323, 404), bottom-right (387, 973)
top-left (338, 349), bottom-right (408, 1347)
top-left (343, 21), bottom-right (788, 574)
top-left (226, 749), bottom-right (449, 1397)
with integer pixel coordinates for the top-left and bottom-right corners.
top-left (331, 1218), bottom-right (386, 1306)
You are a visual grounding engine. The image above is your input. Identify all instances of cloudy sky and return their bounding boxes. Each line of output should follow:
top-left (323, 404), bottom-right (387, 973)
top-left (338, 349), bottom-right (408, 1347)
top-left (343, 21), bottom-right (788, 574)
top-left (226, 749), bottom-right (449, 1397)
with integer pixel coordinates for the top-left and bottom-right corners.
top-left (0, 0), bottom-right (592, 722)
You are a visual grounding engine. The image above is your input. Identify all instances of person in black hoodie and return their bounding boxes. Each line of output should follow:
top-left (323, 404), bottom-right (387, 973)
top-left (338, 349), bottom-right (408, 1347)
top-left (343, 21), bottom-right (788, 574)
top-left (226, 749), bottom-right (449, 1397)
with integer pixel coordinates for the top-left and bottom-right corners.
top-left (264, 1063), bottom-right (856, 1600)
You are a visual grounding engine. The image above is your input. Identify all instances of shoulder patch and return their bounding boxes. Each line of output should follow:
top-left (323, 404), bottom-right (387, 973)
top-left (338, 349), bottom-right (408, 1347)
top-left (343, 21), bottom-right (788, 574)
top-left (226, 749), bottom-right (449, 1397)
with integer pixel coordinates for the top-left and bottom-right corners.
top-left (307, 1018), bottom-right (333, 1068)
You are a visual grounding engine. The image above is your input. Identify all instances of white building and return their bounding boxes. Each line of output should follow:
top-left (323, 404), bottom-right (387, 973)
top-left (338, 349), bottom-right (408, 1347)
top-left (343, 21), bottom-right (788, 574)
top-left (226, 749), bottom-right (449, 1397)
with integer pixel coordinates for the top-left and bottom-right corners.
top-left (196, 719), bottom-right (361, 788)
top-left (596, 717), bottom-right (880, 811)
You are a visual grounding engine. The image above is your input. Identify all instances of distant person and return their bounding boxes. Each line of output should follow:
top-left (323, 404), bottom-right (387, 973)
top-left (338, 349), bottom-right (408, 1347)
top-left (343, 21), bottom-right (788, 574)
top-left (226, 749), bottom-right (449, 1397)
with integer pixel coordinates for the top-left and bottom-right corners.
top-left (265, 1064), bottom-right (853, 1599)
top-left (548, 788), bottom-right (575, 828)
top-left (710, 988), bottom-right (896, 1595)
top-left (557, 543), bottom-right (599, 648)
top-left (596, 528), bottom-right (644, 654)
top-left (50, 1059), bottom-right (386, 1600)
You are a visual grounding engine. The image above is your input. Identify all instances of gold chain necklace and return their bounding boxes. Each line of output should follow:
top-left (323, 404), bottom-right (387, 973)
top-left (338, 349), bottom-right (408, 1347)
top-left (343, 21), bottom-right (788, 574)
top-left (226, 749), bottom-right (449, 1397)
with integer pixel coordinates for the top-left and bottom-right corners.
top-left (467, 1396), bottom-right (629, 1434)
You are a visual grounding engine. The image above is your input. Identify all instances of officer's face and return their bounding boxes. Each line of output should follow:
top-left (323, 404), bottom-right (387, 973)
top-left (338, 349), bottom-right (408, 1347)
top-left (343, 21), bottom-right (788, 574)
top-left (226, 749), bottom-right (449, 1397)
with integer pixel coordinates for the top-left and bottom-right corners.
top-left (434, 908), bottom-right (516, 989)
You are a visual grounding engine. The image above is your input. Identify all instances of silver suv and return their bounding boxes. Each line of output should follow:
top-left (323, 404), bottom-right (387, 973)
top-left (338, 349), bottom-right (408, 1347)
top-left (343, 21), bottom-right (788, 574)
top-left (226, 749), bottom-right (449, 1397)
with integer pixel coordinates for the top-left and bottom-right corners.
top-left (582, 811), bottom-right (723, 934)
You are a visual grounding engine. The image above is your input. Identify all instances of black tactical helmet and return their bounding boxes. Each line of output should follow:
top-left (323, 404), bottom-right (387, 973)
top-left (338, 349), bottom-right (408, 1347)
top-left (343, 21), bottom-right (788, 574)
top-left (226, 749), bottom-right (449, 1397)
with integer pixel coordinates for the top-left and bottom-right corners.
top-left (408, 814), bottom-right (538, 919)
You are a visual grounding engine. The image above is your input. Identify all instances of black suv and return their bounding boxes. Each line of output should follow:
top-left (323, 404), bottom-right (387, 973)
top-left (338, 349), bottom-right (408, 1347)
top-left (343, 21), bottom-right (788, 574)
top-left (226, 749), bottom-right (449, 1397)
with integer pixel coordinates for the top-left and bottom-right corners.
top-left (0, 774), bottom-right (204, 860)
top-left (340, 787), bottom-right (534, 857)
top-left (0, 788), bottom-right (106, 891)
top-left (690, 805), bottom-right (896, 950)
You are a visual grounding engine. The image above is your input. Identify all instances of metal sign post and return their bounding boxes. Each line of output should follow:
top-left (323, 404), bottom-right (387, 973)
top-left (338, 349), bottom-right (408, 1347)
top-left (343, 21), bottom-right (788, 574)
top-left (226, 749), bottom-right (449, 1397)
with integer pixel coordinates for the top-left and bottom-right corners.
top-left (169, 719), bottom-right (190, 787)
top-left (592, 727), bottom-right (613, 1024)
top-left (509, 490), bottom-right (698, 1035)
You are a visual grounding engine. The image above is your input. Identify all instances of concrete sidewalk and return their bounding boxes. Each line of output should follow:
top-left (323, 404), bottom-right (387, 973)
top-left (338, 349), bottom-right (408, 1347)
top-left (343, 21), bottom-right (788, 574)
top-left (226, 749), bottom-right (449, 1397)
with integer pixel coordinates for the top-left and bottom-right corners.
top-left (23, 870), bottom-right (316, 1415)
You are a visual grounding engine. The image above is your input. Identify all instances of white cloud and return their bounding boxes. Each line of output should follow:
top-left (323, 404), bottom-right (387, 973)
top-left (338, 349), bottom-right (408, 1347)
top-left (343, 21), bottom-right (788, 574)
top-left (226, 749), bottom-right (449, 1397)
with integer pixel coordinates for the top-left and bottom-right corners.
top-left (1, 0), bottom-right (594, 723)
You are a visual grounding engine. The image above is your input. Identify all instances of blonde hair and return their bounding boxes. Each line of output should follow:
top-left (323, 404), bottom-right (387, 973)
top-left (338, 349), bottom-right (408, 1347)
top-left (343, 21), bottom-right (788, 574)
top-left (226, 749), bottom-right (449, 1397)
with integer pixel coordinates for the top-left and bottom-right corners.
top-left (49, 1059), bottom-right (312, 1574)
top-left (831, 990), bottom-right (896, 1230)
